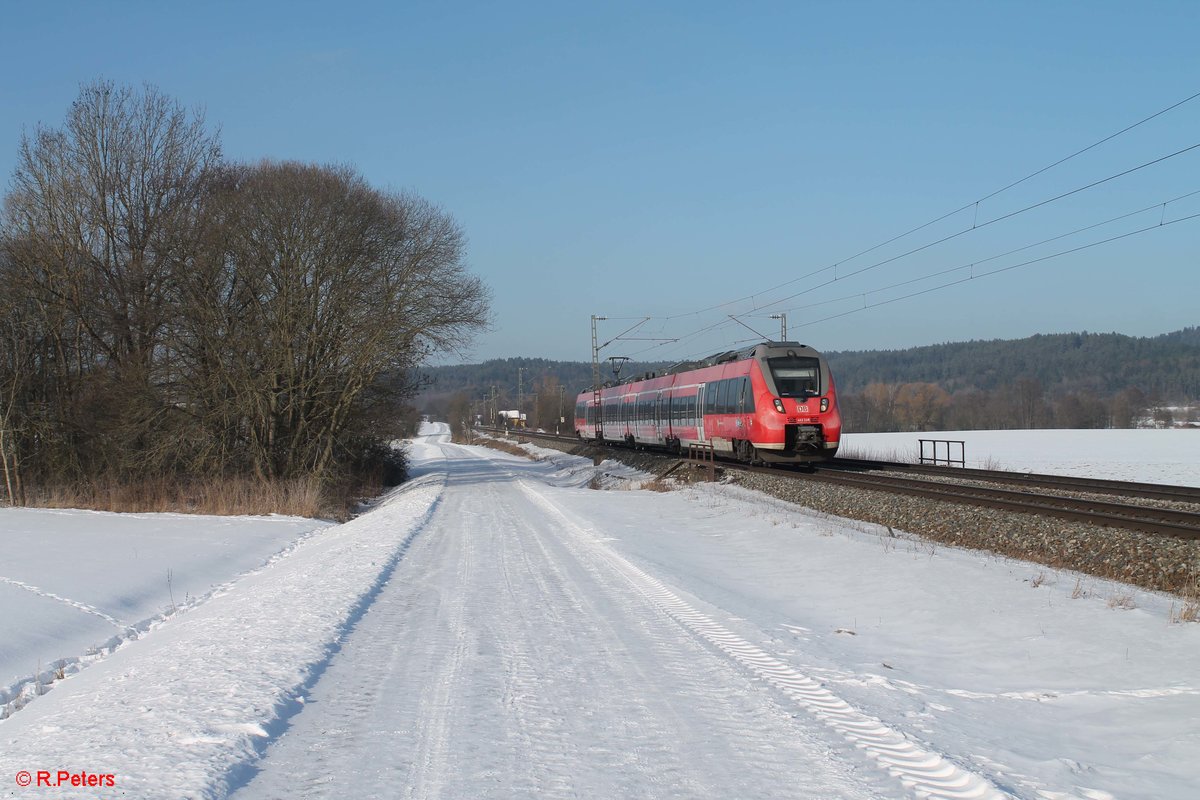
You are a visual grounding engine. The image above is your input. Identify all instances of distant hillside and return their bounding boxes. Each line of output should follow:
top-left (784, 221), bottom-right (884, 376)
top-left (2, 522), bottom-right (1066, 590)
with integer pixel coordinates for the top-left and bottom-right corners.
top-left (417, 357), bottom-right (670, 410)
top-left (420, 328), bottom-right (1199, 409)
top-left (825, 328), bottom-right (1200, 398)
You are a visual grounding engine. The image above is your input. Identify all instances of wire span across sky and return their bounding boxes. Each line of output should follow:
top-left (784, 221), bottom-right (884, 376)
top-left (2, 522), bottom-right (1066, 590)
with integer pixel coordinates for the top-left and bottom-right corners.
top-left (610, 119), bottom-right (1200, 363)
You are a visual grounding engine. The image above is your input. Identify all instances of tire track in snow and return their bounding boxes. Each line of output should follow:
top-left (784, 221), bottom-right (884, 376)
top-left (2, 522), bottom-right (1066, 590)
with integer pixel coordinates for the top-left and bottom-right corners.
top-left (510, 496), bottom-right (851, 797)
top-left (404, 440), bottom-right (479, 799)
top-left (432, 444), bottom-right (872, 798)
top-left (471, 450), bottom-right (710, 796)
top-left (517, 480), bottom-right (1014, 800)
top-left (233, 441), bottom-right (887, 798)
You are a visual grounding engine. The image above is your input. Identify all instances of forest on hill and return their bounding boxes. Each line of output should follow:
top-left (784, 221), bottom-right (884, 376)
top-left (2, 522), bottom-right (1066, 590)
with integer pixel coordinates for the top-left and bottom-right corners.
top-left (420, 328), bottom-right (1200, 432)
top-left (824, 328), bottom-right (1200, 396)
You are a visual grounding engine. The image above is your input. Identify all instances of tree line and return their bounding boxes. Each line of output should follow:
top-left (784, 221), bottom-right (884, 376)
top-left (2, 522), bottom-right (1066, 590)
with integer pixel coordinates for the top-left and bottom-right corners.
top-left (0, 81), bottom-right (488, 508)
top-left (836, 381), bottom-right (1177, 433)
top-left (825, 329), bottom-right (1200, 398)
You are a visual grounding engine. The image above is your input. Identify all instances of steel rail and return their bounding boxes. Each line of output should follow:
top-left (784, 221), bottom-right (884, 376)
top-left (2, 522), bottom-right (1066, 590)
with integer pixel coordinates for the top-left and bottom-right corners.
top-left (769, 467), bottom-right (1200, 540)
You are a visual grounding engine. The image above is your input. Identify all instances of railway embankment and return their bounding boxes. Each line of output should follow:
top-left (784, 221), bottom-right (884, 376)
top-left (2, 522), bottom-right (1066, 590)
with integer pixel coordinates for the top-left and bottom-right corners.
top-left (494, 430), bottom-right (1199, 599)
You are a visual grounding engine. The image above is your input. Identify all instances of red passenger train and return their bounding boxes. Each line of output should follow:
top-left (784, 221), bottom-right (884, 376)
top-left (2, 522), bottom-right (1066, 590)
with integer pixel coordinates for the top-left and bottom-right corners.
top-left (574, 342), bottom-right (841, 463)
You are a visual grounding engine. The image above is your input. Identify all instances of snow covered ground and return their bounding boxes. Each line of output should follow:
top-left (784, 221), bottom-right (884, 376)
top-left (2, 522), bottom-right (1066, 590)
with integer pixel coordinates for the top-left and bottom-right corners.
top-left (1, 423), bottom-right (1197, 798)
top-left (0, 509), bottom-right (330, 719)
top-left (841, 428), bottom-right (1200, 487)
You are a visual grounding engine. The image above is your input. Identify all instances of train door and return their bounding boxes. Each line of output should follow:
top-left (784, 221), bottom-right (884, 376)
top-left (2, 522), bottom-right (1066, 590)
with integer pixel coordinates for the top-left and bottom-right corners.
top-left (695, 383), bottom-right (706, 442)
top-left (655, 390), bottom-right (664, 443)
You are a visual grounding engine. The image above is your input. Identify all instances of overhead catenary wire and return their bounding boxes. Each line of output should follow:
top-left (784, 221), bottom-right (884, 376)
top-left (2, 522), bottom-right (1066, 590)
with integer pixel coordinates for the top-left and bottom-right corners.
top-left (760, 188), bottom-right (1200, 319)
top-left (622, 157), bottom-right (1200, 362)
top-left (658, 88), bottom-right (1200, 322)
top-left (626, 195), bottom-right (1200, 363)
top-left (748, 140), bottom-right (1200, 314)
top-left (714, 211), bottom-right (1200, 347)
top-left (596, 89), bottom-right (1200, 365)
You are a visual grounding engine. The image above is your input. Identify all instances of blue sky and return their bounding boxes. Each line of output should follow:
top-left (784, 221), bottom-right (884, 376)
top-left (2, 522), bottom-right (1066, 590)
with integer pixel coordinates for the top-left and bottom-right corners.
top-left (2, 1), bottom-right (1197, 364)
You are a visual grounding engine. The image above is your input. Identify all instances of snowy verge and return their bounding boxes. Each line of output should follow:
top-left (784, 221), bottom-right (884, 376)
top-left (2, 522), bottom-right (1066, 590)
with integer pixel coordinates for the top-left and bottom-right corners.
top-left (0, 473), bottom-right (444, 800)
top-left (0, 509), bottom-right (330, 720)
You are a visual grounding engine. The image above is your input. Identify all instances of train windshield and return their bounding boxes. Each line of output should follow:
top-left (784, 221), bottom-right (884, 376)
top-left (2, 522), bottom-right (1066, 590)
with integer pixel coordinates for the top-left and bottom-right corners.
top-left (767, 356), bottom-right (821, 397)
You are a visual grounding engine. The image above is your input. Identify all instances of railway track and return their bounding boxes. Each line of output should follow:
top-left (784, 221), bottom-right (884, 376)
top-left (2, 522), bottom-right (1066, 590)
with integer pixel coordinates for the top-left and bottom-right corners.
top-left (767, 466), bottom-right (1200, 540)
top-left (826, 457), bottom-right (1200, 505)
top-left (478, 427), bottom-right (1200, 540)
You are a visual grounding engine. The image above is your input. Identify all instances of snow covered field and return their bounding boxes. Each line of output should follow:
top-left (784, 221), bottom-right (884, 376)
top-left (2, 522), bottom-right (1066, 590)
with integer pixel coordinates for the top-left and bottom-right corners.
top-left (0, 509), bottom-right (330, 719)
top-left (1, 423), bottom-right (1197, 799)
top-left (842, 428), bottom-right (1200, 487)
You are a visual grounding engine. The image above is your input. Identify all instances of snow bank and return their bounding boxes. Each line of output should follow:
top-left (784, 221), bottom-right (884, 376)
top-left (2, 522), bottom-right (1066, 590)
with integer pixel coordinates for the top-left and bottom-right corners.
top-left (0, 475), bottom-right (444, 799)
top-left (0, 509), bottom-right (329, 718)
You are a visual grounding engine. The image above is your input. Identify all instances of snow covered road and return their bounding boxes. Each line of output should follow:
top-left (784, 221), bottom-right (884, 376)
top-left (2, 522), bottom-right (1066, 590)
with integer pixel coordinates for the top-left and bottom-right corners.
top-left (232, 435), bottom-right (882, 799)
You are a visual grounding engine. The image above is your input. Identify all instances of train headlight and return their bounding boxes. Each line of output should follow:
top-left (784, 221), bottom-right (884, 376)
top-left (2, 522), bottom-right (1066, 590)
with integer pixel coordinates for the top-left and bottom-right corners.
top-left (820, 398), bottom-right (829, 412)
top-left (773, 398), bottom-right (785, 413)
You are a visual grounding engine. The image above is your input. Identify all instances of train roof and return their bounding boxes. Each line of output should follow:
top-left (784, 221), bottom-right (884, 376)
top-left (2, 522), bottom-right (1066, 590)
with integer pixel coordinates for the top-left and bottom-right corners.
top-left (591, 341), bottom-right (820, 389)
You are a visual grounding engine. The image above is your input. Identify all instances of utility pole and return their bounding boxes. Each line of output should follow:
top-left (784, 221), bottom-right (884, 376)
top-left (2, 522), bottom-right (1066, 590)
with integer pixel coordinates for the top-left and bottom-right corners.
top-left (591, 315), bottom-right (606, 439)
top-left (517, 366), bottom-right (525, 429)
top-left (770, 313), bottom-right (787, 341)
top-left (590, 315), bottom-right (673, 440)
top-left (558, 385), bottom-right (565, 435)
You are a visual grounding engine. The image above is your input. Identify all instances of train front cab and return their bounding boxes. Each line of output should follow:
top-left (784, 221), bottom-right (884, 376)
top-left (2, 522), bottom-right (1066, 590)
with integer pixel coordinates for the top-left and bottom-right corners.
top-left (750, 344), bottom-right (841, 463)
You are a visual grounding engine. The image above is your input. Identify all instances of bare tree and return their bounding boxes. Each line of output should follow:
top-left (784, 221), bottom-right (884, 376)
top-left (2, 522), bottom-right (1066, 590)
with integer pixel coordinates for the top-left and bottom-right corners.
top-left (1015, 378), bottom-right (1047, 429)
top-left (894, 382), bottom-right (950, 431)
top-left (532, 376), bottom-right (567, 432)
top-left (3, 80), bottom-right (220, 478)
top-left (1110, 387), bottom-right (1147, 429)
top-left (859, 382), bottom-right (902, 432)
top-left (180, 161), bottom-right (489, 480)
top-left (3, 83), bottom-right (489, 505)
